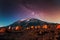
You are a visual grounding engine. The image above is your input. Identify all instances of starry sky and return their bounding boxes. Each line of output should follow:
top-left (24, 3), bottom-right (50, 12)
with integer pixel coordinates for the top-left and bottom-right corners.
top-left (0, 0), bottom-right (60, 27)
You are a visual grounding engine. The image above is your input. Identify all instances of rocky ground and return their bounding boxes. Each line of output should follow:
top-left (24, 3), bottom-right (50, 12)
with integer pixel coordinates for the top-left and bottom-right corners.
top-left (0, 28), bottom-right (60, 40)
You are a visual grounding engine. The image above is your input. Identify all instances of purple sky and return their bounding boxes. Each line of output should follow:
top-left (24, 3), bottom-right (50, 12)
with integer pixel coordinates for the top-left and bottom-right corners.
top-left (0, 0), bottom-right (60, 27)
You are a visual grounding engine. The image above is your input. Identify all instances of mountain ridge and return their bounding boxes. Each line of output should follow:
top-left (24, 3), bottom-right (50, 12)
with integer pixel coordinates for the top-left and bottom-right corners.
top-left (8, 18), bottom-right (58, 28)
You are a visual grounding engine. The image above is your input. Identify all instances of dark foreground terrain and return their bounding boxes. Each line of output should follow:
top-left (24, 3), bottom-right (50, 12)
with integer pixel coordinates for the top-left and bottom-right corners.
top-left (0, 28), bottom-right (60, 40)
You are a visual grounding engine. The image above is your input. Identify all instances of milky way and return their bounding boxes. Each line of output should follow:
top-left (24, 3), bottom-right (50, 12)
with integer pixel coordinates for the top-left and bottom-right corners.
top-left (0, 0), bottom-right (60, 27)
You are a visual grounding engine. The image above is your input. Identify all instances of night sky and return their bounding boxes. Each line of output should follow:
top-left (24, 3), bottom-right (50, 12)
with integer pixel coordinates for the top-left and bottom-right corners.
top-left (0, 0), bottom-right (60, 27)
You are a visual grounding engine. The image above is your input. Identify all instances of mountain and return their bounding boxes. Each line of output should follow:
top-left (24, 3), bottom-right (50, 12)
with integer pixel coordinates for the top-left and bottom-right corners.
top-left (8, 18), bottom-right (57, 28)
top-left (0, 18), bottom-right (59, 40)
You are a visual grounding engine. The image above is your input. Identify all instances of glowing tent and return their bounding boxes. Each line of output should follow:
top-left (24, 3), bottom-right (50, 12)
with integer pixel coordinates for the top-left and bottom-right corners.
top-left (37, 25), bottom-right (40, 29)
top-left (56, 24), bottom-right (60, 29)
top-left (15, 26), bottom-right (22, 31)
top-left (31, 26), bottom-right (35, 29)
top-left (0, 28), bottom-right (6, 32)
top-left (42, 25), bottom-right (48, 29)
top-left (26, 27), bottom-right (30, 30)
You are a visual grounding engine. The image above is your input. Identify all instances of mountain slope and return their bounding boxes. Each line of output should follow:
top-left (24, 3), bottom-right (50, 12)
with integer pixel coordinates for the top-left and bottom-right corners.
top-left (8, 18), bottom-right (57, 28)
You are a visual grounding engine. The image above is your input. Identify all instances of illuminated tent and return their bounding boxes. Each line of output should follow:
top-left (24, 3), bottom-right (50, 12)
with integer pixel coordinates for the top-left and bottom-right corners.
top-left (0, 28), bottom-right (6, 32)
top-left (26, 27), bottom-right (30, 30)
top-left (35, 26), bottom-right (40, 29)
top-left (56, 24), bottom-right (60, 29)
top-left (15, 26), bottom-right (22, 31)
top-left (42, 25), bottom-right (48, 29)
top-left (31, 26), bottom-right (35, 29)
top-left (37, 25), bottom-right (40, 29)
